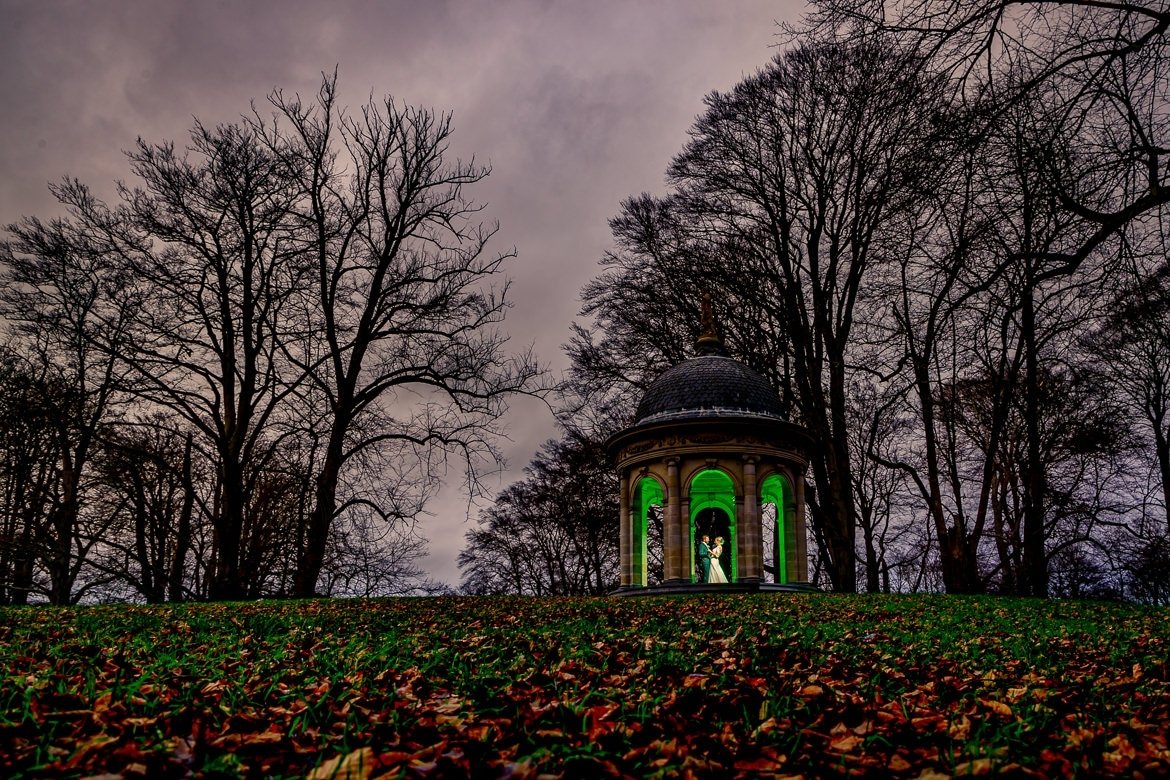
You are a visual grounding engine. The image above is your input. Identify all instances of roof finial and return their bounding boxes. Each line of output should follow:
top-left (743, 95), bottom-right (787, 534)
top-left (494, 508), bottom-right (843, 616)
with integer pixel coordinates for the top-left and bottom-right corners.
top-left (695, 292), bottom-right (727, 356)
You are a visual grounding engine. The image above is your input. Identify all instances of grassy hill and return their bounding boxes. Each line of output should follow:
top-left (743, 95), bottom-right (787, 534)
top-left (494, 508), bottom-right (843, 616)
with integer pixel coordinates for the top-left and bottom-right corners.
top-left (2, 594), bottom-right (1168, 778)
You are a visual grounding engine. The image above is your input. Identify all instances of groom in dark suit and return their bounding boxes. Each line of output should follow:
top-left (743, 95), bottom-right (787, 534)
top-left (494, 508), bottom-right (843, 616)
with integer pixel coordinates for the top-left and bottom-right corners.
top-left (698, 534), bottom-right (712, 583)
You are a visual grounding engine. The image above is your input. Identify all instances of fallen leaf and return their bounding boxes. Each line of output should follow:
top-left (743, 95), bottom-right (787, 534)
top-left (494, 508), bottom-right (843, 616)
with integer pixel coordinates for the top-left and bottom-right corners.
top-left (309, 747), bottom-right (376, 780)
top-left (915, 769), bottom-right (952, 780)
top-left (830, 734), bottom-right (863, 752)
top-left (889, 754), bottom-right (912, 771)
top-left (952, 757), bottom-right (992, 775)
top-left (979, 698), bottom-right (1013, 718)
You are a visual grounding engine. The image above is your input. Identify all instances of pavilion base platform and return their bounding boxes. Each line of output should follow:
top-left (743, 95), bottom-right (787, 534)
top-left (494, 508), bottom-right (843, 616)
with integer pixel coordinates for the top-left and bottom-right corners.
top-left (610, 581), bottom-right (818, 597)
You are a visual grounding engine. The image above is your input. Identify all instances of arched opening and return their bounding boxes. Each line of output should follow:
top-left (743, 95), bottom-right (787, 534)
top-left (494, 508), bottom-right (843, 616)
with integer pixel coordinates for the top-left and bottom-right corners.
top-left (693, 506), bottom-right (734, 582)
top-left (688, 468), bottom-right (737, 583)
top-left (633, 476), bottom-right (664, 587)
top-left (760, 473), bottom-right (792, 584)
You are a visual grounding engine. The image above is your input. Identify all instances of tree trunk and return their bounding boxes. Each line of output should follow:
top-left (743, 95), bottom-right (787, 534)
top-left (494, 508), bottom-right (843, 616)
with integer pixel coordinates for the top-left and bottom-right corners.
top-left (48, 462), bottom-right (78, 606)
top-left (1154, 420), bottom-right (1170, 536)
top-left (210, 454), bottom-right (246, 601)
top-left (294, 426), bottom-right (346, 597)
top-left (8, 518), bottom-right (36, 606)
top-left (131, 470), bottom-right (159, 602)
top-left (169, 434), bottom-right (194, 602)
top-left (862, 508), bottom-right (880, 593)
top-left (826, 357), bottom-right (858, 593)
top-left (915, 364), bottom-right (982, 594)
top-left (1020, 278), bottom-right (1049, 597)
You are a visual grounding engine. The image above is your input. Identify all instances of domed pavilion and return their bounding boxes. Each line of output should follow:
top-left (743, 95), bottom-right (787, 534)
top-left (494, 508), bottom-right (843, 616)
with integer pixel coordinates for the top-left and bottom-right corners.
top-left (606, 297), bottom-right (814, 594)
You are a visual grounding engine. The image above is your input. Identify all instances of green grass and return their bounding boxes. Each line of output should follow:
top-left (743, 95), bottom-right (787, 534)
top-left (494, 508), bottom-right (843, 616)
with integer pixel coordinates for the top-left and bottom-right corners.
top-left (1, 594), bottom-right (1168, 778)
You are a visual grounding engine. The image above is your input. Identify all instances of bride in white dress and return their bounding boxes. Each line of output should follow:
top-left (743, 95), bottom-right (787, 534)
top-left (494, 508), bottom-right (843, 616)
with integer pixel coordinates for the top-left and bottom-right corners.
top-left (709, 536), bottom-right (728, 584)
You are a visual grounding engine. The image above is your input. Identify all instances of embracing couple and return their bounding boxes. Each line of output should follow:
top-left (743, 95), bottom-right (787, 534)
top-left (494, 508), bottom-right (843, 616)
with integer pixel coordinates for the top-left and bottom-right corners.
top-left (697, 534), bottom-right (728, 584)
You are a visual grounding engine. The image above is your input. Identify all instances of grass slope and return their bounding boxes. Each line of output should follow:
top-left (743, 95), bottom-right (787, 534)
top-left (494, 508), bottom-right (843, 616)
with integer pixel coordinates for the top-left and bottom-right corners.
top-left (1, 594), bottom-right (1168, 778)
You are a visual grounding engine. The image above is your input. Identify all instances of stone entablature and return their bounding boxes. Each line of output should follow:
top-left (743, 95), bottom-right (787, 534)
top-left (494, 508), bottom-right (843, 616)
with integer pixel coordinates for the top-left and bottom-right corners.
top-left (611, 420), bottom-right (811, 472)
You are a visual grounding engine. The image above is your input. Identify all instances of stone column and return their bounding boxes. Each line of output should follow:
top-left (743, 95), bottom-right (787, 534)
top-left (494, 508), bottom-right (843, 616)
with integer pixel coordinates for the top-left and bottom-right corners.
top-left (794, 472), bottom-right (809, 583)
top-left (783, 496), bottom-right (797, 584)
top-left (665, 458), bottom-right (682, 583)
top-left (734, 493), bottom-right (744, 581)
top-left (739, 457), bottom-right (762, 582)
top-left (619, 473), bottom-right (631, 587)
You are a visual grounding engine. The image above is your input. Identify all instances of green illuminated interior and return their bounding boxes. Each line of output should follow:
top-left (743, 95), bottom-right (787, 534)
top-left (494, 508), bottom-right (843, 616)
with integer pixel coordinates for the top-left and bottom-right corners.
top-left (760, 473), bottom-right (788, 584)
top-left (633, 477), bottom-right (664, 587)
top-left (688, 468), bottom-right (737, 582)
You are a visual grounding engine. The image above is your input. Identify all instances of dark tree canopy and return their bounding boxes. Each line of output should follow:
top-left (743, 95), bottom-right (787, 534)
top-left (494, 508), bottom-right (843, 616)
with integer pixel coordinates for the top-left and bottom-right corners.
top-left (0, 74), bottom-right (539, 604)
top-left (485, 7), bottom-right (1170, 599)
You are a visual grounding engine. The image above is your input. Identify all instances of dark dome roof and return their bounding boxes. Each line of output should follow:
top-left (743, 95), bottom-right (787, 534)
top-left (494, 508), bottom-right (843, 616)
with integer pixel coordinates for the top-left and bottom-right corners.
top-left (633, 355), bottom-right (785, 425)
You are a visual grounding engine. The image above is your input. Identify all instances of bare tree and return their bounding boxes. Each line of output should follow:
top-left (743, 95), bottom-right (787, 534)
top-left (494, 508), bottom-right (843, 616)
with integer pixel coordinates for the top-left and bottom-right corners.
top-left (561, 22), bottom-right (1165, 596)
top-left (262, 74), bottom-right (543, 597)
top-left (459, 433), bottom-right (619, 595)
top-left (0, 349), bottom-right (60, 604)
top-left (564, 40), bottom-right (951, 593)
top-left (109, 121), bottom-right (307, 601)
top-left (668, 40), bottom-right (948, 591)
top-left (88, 418), bottom-right (200, 602)
top-left (1122, 534), bottom-right (1170, 604)
top-left (845, 377), bottom-right (916, 592)
top-left (805, 0), bottom-right (1170, 122)
top-left (0, 193), bottom-right (135, 604)
top-left (2, 74), bottom-right (539, 602)
top-left (1085, 258), bottom-right (1170, 536)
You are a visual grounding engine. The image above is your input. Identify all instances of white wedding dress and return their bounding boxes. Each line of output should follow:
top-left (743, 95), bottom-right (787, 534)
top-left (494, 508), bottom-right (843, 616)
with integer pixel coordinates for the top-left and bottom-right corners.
top-left (709, 544), bottom-right (728, 584)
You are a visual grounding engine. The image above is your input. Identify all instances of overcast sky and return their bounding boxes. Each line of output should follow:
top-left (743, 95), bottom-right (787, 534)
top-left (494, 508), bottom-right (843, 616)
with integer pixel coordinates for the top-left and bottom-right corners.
top-left (0, 0), bottom-right (803, 588)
